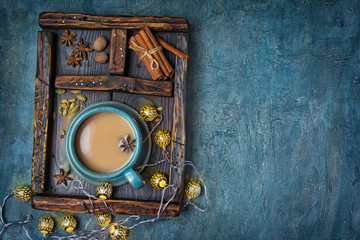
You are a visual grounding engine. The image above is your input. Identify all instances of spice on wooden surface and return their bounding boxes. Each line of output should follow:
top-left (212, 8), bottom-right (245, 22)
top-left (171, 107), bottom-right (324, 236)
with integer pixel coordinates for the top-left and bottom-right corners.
top-left (93, 36), bottom-right (108, 51)
top-left (66, 54), bottom-right (83, 67)
top-left (94, 52), bottom-right (108, 63)
top-left (129, 27), bottom-right (175, 80)
top-left (77, 94), bottom-right (87, 102)
top-left (72, 38), bottom-right (93, 60)
top-left (129, 35), bottom-right (164, 80)
top-left (70, 90), bottom-right (81, 94)
top-left (60, 30), bottom-right (76, 46)
top-left (55, 89), bottom-right (66, 94)
top-left (139, 29), bottom-right (170, 77)
top-left (156, 36), bottom-right (189, 60)
top-left (144, 27), bottom-right (174, 77)
top-left (54, 169), bottom-right (73, 186)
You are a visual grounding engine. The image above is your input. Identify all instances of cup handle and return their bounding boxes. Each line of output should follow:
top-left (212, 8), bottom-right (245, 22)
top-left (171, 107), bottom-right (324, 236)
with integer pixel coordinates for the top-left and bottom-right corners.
top-left (123, 168), bottom-right (144, 189)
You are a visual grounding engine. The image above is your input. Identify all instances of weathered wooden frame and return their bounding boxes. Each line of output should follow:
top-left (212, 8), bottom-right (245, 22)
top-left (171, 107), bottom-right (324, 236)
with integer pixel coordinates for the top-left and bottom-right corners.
top-left (31, 13), bottom-right (188, 217)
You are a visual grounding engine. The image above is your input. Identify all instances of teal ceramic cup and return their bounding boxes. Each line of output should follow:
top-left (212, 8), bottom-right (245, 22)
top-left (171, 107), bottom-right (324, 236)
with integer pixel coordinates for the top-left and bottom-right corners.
top-left (65, 105), bottom-right (145, 189)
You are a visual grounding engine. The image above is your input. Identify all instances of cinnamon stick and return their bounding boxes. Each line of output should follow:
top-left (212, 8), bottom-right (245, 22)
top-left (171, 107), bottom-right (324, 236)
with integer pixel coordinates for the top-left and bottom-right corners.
top-left (131, 35), bottom-right (165, 80)
top-left (129, 36), bottom-right (156, 80)
top-left (156, 36), bottom-right (189, 60)
top-left (144, 27), bottom-right (174, 78)
top-left (139, 30), bottom-right (170, 77)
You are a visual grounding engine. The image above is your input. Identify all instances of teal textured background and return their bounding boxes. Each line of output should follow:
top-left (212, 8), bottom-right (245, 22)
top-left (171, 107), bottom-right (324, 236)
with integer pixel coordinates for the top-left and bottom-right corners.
top-left (0, 0), bottom-right (360, 239)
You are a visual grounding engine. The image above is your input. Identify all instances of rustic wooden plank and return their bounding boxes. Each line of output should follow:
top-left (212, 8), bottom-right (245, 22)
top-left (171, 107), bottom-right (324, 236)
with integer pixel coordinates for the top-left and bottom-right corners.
top-left (109, 29), bottom-right (127, 75)
top-left (39, 12), bottom-right (188, 32)
top-left (32, 31), bottom-right (55, 194)
top-left (170, 34), bottom-right (188, 202)
top-left (36, 32), bottom-right (55, 85)
top-left (46, 90), bottom-right (111, 197)
top-left (32, 195), bottom-right (180, 217)
top-left (55, 75), bottom-right (173, 97)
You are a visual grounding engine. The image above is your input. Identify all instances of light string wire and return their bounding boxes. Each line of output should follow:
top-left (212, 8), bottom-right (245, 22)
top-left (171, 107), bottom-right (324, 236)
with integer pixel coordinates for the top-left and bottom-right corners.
top-left (46, 180), bottom-right (118, 240)
top-left (143, 115), bottom-right (163, 143)
top-left (0, 192), bottom-right (33, 240)
top-left (0, 140), bottom-right (207, 239)
top-left (46, 180), bottom-right (178, 239)
top-left (155, 148), bottom-right (209, 212)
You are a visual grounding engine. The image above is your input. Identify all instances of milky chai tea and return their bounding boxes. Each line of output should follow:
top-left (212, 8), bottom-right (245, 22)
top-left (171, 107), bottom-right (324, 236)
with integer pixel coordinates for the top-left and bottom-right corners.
top-left (75, 111), bottom-right (136, 173)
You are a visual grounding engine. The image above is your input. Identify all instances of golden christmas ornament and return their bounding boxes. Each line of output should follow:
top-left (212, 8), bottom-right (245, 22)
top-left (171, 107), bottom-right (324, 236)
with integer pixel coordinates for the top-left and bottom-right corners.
top-left (38, 216), bottom-right (54, 235)
top-left (96, 214), bottom-right (112, 227)
top-left (96, 182), bottom-right (113, 200)
top-left (13, 186), bottom-right (32, 202)
top-left (109, 225), bottom-right (128, 240)
top-left (150, 173), bottom-right (167, 189)
top-left (154, 130), bottom-right (171, 148)
top-left (185, 180), bottom-right (201, 199)
top-left (140, 105), bottom-right (163, 122)
top-left (60, 215), bottom-right (77, 233)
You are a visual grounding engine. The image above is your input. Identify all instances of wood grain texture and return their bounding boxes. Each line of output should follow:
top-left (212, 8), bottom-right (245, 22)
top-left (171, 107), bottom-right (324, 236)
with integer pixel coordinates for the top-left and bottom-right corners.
top-left (55, 75), bottom-right (173, 97)
top-left (109, 29), bottom-right (127, 75)
top-left (39, 12), bottom-right (188, 32)
top-left (32, 195), bottom-right (180, 217)
top-left (169, 34), bottom-right (188, 202)
top-left (31, 31), bottom-right (55, 194)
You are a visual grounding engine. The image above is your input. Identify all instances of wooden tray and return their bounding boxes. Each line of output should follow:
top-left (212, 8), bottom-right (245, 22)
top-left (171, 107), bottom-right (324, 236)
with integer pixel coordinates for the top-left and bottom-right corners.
top-left (31, 12), bottom-right (188, 217)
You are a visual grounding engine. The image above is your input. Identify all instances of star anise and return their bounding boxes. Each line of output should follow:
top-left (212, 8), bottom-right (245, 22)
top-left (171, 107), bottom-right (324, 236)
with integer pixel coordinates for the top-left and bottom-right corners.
top-left (72, 38), bottom-right (93, 60)
top-left (60, 30), bottom-right (76, 46)
top-left (54, 169), bottom-right (73, 186)
top-left (66, 54), bottom-right (83, 67)
top-left (118, 135), bottom-right (136, 153)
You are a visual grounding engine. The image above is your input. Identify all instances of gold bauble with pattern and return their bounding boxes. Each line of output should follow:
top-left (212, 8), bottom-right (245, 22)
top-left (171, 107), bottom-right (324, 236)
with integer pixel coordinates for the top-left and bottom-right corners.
top-left (60, 215), bottom-right (77, 233)
top-left (140, 105), bottom-right (163, 122)
top-left (38, 216), bottom-right (54, 235)
top-left (150, 173), bottom-right (167, 189)
top-left (154, 130), bottom-right (171, 148)
top-left (185, 180), bottom-right (201, 199)
top-left (109, 225), bottom-right (128, 240)
top-left (96, 182), bottom-right (113, 200)
top-left (96, 214), bottom-right (112, 227)
top-left (14, 186), bottom-right (32, 202)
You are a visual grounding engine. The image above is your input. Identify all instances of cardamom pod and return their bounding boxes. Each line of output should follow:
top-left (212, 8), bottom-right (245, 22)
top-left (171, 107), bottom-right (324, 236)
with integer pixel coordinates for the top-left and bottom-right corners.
top-left (77, 94), bottom-right (87, 102)
top-left (68, 98), bottom-right (76, 102)
top-left (63, 109), bottom-right (68, 116)
top-left (69, 102), bottom-right (75, 110)
top-left (61, 129), bottom-right (66, 136)
top-left (55, 89), bottom-right (66, 94)
top-left (72, 105), bottom-right (80, 113)
top-left (61, 103), bottom-right (69, 110)
top-left (71, 90), bottom-right (81, 94)
top-left (61, 99), bottom-right (68, 104)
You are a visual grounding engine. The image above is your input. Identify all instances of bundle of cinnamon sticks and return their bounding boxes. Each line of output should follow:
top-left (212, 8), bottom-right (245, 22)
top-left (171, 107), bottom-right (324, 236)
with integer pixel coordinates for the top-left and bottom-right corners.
top-left (129, 27), bottom-right (174, 80)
